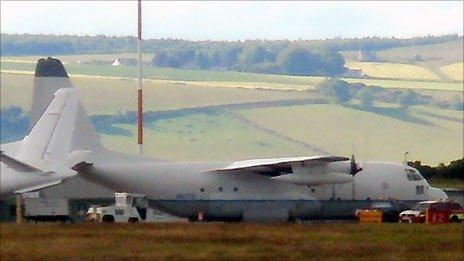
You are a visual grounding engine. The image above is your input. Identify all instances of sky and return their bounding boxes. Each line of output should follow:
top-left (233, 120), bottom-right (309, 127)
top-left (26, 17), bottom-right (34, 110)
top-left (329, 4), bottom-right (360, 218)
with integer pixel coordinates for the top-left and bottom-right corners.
top-left (1, 1), bottom-right (463, 41)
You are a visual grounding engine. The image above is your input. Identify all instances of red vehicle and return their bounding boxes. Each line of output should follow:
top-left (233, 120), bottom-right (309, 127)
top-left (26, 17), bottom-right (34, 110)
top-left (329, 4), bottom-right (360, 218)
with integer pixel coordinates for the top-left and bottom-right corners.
top-left (399, 201), bottom-right (464, 223)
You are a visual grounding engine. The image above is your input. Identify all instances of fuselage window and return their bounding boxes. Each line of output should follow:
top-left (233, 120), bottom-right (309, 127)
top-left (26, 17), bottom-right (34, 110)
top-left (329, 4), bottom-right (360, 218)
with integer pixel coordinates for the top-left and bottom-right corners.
top-left (405, 169), bottom-right (423, 181)
top-left (218, 187), bottom-right (223, 192)
top-left (200, 188), bottom-right (205, 192)
top-left (406, 173), bottom-right (414, 181)
top-left (416, 185), bottom-right (425, 195)
top-left (233, 187), bottom-right (238, 192)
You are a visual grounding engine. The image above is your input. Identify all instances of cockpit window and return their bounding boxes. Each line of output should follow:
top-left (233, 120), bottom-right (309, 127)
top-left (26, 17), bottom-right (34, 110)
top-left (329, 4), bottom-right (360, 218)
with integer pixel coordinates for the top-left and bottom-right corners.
top-left (405, 169), bottom-right (424, 181)
top-left (372, 202), bottom-right (392, 209)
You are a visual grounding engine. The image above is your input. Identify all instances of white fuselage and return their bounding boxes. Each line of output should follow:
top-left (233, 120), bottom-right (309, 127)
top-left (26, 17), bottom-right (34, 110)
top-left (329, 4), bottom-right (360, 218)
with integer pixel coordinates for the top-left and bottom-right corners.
top-left (79, 153), bottom-right (447, 221)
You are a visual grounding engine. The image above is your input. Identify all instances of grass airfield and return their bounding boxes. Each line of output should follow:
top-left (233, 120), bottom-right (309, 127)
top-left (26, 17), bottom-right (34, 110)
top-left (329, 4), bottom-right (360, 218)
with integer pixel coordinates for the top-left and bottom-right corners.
top-left (1, 223), bottom-right (463, 260)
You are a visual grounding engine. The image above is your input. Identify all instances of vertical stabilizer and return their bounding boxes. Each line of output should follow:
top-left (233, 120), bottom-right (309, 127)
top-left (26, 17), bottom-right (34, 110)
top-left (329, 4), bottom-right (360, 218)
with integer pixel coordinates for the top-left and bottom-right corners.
top-left (30, 58), bottom-right (71, 128)
top-left (30, 57), bottom-right (105, 153)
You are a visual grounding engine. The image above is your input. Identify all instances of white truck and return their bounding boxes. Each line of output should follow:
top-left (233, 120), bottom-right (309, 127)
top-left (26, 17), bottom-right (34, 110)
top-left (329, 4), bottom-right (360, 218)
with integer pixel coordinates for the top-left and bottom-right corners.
top-left (86, 193), bottom-right (149, 223)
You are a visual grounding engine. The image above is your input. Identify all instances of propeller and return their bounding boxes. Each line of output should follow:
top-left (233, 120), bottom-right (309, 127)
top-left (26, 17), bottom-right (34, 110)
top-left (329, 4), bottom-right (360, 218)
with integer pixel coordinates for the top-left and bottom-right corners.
top-left (350, 154), bottom-right (362, 175)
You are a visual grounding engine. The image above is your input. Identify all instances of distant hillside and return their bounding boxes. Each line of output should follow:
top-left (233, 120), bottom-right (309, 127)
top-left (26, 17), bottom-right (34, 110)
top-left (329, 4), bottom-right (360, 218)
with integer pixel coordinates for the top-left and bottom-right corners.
top-left (376, 40), bottom-right (464, 65)
top-left (1, 34), bottom-right (462, 77)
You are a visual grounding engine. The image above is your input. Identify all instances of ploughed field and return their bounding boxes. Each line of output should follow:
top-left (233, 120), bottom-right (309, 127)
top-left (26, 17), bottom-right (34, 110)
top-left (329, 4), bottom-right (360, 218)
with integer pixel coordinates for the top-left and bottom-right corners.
top-left (1, 223), bottom-right (463, 260)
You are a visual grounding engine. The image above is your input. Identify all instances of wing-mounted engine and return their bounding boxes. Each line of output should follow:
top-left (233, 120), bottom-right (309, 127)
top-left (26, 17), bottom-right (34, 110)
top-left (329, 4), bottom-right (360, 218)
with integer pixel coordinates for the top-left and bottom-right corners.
top-left (273, 161), bottom-right (354, 186)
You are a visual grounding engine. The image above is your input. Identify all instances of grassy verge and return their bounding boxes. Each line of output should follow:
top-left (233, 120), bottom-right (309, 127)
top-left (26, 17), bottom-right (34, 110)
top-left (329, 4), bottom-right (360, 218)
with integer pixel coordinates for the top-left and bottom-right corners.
top-left (1, 223), bottom-right (462, 260)
top-left (428, 178), bottom-right (464, 190)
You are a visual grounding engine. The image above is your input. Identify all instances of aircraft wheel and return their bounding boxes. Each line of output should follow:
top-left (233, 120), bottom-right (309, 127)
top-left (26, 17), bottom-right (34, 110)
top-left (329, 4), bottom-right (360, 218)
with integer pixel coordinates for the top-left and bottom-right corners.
top-left (128, 217), bottom-right (139, 223)
top-left (102, 215), bottom-right (115, 223)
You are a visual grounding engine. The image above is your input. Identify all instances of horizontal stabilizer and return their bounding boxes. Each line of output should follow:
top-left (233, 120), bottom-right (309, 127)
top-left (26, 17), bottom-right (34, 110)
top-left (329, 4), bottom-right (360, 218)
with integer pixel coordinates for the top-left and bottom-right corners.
top-left (0, 151), bottom-right (43, 173)
top-left (14, 179), bottom-right (62, 194)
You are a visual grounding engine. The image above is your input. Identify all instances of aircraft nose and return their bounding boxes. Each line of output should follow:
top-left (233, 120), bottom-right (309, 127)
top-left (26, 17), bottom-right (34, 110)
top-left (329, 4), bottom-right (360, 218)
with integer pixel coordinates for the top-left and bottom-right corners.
top-left (428, 187), bottom-right (448, 201)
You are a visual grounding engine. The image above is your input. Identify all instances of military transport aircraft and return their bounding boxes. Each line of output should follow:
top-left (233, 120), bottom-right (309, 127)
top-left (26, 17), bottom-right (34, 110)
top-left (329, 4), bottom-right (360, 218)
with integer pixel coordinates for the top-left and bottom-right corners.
top-left (0, 58), bottom-right (448, 221)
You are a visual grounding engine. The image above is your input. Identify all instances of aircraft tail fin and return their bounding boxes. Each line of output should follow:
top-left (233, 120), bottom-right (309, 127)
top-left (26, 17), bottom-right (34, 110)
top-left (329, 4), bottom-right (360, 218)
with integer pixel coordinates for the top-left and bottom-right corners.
top-left (30, 58), bottom-right (105, 154)
top-left (18, 88), bottom-right (80, 169)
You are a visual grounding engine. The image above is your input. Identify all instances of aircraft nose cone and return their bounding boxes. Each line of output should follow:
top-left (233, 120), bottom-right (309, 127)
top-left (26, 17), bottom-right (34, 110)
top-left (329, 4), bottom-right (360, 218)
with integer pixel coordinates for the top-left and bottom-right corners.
top-left (428, 187), bottom-right (448, 201)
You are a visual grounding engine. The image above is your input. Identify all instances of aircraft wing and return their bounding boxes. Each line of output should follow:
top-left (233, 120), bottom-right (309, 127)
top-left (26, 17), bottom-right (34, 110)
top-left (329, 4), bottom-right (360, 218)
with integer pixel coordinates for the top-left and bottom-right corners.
top-left (212, 155), bottom-right (349, 176)
top-left (209, 155), bottom-right (356, 185)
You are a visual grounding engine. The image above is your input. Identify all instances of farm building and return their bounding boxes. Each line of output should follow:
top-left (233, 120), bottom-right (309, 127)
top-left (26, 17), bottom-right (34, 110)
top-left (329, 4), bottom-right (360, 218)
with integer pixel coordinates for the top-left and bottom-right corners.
top-left (112, 58), bottom-right (137, 67)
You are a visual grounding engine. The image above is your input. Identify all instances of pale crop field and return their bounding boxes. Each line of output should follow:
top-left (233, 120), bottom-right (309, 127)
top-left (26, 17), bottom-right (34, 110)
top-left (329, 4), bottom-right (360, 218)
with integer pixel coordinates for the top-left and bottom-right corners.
top-left (440, 62), bottom-right (464, 81)
top-left (343, 78), bottom-right (463, 91)
top-left (238, 104), bottom-right (463, 165)
top-left (376, 40), bottom-right (464, 65)
top-left (346, 62), bottom-right (440, 80)
top-left (0, 73), bottom-right (318, 114)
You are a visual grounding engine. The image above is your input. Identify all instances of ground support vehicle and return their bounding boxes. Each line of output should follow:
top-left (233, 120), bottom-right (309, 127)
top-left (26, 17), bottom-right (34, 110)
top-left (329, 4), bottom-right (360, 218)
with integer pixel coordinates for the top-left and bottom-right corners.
top-left (356, 200), bottom-right (408, 223)
top-left (24, 197), bottom-right (72, 222)
top-left (86, 193), bottom-right (148, 223)
top-left (399, 201), bottom-right (463, 223)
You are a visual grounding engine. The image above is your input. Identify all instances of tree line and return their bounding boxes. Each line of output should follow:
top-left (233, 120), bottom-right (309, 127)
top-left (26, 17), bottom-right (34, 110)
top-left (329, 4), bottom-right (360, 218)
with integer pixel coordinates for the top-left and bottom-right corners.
top-left (316, 78), bottom-right (464, 111)
top-left (3, 34), bottom-right (460, 55)
top-left (151, 46), bottom-right (346, 76)
top-left (408, 159), bottom-right (463, 180)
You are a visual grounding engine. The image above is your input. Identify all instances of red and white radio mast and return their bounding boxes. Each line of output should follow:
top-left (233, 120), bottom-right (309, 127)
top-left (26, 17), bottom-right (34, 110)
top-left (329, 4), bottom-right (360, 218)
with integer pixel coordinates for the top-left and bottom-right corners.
top-left (136, 0), bottom-right (144, 155)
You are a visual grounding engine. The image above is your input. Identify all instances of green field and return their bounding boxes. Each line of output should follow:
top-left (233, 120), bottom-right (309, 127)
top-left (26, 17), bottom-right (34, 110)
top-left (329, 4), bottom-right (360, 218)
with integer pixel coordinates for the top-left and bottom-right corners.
top-left (100, 113), bottom-right (309, 161)
top-left (238, 104), bottom-right (463, 165)
top-left (3, 60), bottom-right (464, 92)
top-left (0, 59), bottom-right (324, 85)
top-left (1, 223), bottom-right (462, 260)
top-left (97, 102), bottom-right (464, 165)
